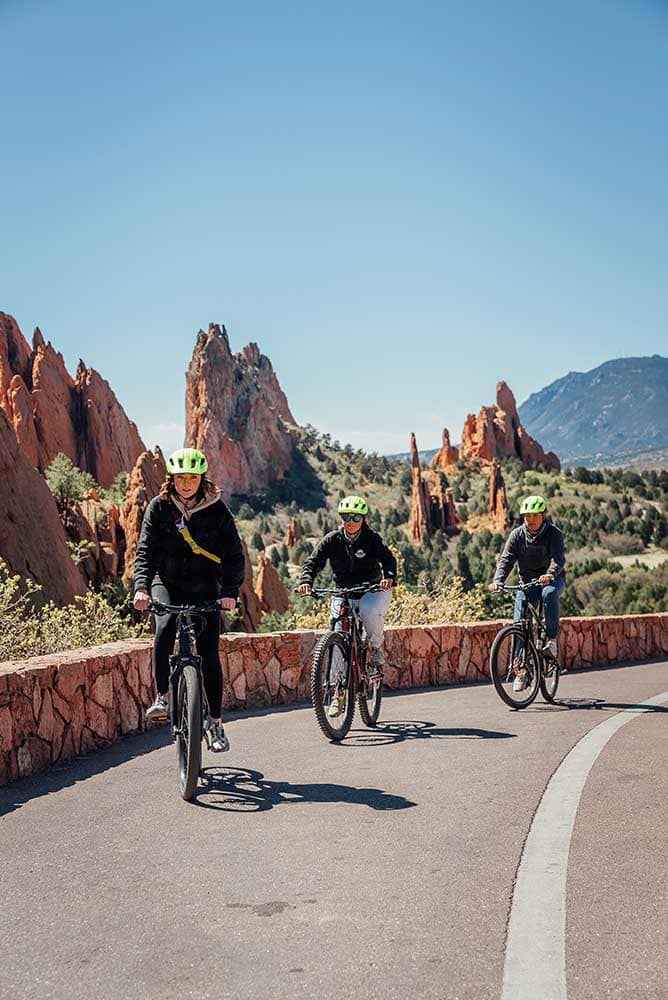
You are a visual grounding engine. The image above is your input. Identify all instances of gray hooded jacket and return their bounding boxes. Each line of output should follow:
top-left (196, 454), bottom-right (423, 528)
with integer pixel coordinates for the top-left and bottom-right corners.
top-left (492, 518), bottom-right (565, 586)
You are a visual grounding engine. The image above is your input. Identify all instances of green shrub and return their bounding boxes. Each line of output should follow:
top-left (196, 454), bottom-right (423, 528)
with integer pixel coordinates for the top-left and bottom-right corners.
top-left (0, 560), bottom-right (146, 662)
top-left (45, 454), bottom-right (98, 510)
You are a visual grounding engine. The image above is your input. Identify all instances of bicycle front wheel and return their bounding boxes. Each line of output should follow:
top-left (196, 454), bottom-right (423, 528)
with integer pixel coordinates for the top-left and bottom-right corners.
top-left (540, 655), bottom-right (560, 703)
top-left (176, 662), bottom-right (202, 801)
top-left (358, 644), bottom-right (383, 728)
top-left (310, 631), bottom-right (355, 742)
top-left (489, 625), bottom-right (540, 709)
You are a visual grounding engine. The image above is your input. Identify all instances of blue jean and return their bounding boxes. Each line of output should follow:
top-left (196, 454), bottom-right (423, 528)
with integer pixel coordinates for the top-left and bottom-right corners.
top-left (513, 576), bottom-right (565, 639)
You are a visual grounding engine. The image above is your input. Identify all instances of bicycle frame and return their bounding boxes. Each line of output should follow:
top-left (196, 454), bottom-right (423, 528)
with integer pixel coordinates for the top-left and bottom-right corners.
top-left (311, 583), bottom-right (382, 692)
top-left (328, 596), bottom-right (366, 692)
top-left (149, 601), bottom-right (218, 732)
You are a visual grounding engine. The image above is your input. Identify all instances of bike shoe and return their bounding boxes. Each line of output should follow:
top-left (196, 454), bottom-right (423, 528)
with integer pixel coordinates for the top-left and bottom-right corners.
top-left (205, 719), bottom-right (230, 753)
top-left (146, 693), bottom-right (169, 720)
top-left (327, 692), bottom-right (346, 719)
top-left (368, 645), bottom-right (386, 667)
top-left (543, 639), bottom-right (558, 660)
top-left (512, 673), bottom-right (529, 693)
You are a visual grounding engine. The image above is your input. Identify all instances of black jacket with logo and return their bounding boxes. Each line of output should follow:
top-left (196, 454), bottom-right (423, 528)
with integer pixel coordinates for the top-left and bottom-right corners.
top-left (299, 524), bottom-right (398, 590)
top-left (133, 495), bottom-right (245, 598)
top-left (492, 518), bottom-right (566, 586)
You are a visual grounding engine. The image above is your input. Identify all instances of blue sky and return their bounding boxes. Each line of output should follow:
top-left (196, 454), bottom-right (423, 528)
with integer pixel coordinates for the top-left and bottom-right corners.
top-left (2, 0), bottom-right (666, 456)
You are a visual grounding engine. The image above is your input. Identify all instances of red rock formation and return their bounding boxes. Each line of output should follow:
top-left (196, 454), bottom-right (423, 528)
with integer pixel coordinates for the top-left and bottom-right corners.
top-left (0, 407), bottom-right (87, 604)
top-left (122, 448), bottom-right (167, 586)
top-left (185, 323), bottom-right (297, 498)
top-left (460, 381), bottom-right (560, 471)
top-left (489, 460), bottom-right (510, 533)
top-left (285, 516), bottom-right (302, 548)
top-left (74, 363), bottom-right (145, 488)
top-left (65, 494), bottom-right (125, 586)
top-left (410, 433), bottom-right (459, 542)
top-left (238, 538), bottom-right (262, 633)
top-left (0, 313), bottom-right (145, 486)
top-left (255, 553), bottom-right (290, 614)
top-left (431, 428), bottom-right (459, 471)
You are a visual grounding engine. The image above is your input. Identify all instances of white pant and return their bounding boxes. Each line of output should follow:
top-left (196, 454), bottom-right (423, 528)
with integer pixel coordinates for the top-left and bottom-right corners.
top-left (330, 589), bottom-right (392, 648)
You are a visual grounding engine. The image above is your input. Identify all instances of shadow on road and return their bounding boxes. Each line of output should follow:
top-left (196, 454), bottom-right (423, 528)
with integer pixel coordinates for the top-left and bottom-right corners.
top-left (196, 766), bottom-right (418, 812)
top-left (0, 726), bottom-right (172, 818)
top-left (340, 720), bottom-right (517, 747)
top-left (531, 698), bottom-right (668, 713)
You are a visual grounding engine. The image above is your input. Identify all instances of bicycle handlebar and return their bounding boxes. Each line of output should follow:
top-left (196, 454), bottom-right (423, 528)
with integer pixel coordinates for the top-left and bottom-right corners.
top-left (148, 600), bottom-right (222, 615)
top-left (495, 579), bottom-right (541, 593)
top-left (297, 581), bottom-right (387, 599)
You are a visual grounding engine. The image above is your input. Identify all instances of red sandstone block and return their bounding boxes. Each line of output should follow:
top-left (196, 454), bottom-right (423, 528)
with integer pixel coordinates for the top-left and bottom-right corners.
top-left (276, 642), bottom-right (301, 670)
top-left (56, 662), bottom-right (87, 700)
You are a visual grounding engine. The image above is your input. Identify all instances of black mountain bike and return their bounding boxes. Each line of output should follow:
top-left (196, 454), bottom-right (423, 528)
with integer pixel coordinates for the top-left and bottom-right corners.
top-left (149, 600), bottom-right (220, 800)
top-left (489, 579), bottom-right (560, 709)
top-left (308, 583), bottom-right (384, 742)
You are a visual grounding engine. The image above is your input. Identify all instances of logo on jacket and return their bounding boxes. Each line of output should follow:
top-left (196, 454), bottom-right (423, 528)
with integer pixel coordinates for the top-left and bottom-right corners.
top-left (354, 549), bottom-right (366, 559)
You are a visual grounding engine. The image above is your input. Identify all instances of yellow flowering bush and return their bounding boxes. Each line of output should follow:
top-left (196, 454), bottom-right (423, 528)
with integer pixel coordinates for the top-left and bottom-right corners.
top-left (0, 560), bottom-right (147, 662)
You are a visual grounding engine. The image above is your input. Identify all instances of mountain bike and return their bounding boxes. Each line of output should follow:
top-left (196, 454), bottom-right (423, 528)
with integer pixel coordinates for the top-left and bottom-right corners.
top-left (489, 580), bottom-right (560, 709)
top-left (149, 600), bottom-right (220, 800)
top-left (307, 583), bottom-right (384, 742)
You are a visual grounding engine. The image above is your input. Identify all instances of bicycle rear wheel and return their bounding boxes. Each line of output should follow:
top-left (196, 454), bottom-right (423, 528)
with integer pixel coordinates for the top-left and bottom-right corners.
top-left (310, 631), bottom-right (355, 742)
top-left (489, 625), bottom-right (540, 709)
top-left (358, 644), bottom-right (383, 727)
top-left (539, 654), bottom-right (560, 703)
top-left (176, 662), bottom-right (202, 801)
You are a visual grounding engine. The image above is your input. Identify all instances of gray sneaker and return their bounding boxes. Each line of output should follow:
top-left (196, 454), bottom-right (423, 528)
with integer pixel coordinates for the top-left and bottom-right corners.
top-left (543, 639), bottom-right (558, 660)
top-left (146, 693), bottom-right (169, 720)
top-left (204, 719), bottom-right (230, 753)
top-left (369, 645), bottom-right (385, 667)
top-left (327, 691), bottom-right (346, 719)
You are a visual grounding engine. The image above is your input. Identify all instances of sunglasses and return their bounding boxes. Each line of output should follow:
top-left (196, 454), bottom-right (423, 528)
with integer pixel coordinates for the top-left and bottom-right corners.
top-left (341, 513), bottom-right (363, 523)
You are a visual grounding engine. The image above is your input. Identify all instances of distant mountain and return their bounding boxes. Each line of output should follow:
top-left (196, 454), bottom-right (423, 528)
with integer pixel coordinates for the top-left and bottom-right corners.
top-left (386, 447), bottom-right (439, 464)
top-left (518, 356), bottom-right (668, 467)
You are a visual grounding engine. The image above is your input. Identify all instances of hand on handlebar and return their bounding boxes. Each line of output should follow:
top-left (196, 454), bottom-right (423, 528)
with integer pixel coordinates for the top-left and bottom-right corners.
top-left (488, 582), bottom-right (502, 593)
top-left (133, 590), bottom-right (151, 611)
top-left (380, 578), bottom-right (394, 590)
top-left (297, 583), bottom-right (312, 596)
top-left (218, 597), bottom-right (237, 611)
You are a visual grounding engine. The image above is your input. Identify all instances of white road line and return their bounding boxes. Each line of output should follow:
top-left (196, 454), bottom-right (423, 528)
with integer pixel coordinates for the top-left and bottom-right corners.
top-left (502, 691), bottom-right (668, 1000)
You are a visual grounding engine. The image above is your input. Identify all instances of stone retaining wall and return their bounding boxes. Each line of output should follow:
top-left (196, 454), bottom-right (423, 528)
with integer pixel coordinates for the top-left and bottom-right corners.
top-left (1, 614), bottom-right (666, 786)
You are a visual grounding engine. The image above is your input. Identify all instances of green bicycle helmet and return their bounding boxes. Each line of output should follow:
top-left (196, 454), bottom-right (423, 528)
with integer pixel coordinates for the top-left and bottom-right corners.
top-left (166, 447), bottom-right (208, 475)
top-left (338, 495), bottom-right (369, 516)
top-left (519, 495), bottom-right (547, 515)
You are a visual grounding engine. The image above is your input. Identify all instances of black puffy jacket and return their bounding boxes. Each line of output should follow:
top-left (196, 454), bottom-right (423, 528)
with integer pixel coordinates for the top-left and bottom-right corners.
top-left (299, 524), bottom-right (397, 590)
top-left (133, 494), bottom-right (245, 598)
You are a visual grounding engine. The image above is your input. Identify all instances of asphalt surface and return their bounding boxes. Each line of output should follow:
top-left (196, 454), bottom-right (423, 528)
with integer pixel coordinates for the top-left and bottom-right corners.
top-left (1, 660), bottom-right (667, 1000)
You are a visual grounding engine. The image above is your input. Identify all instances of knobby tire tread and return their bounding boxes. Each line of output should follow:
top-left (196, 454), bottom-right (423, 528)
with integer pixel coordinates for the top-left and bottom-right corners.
top-left (177, 662), bottom-right (202, 801)
top-left (310, 631), bottom-right (355, 742)
top-left (490, 624), bottom-right (541, 710)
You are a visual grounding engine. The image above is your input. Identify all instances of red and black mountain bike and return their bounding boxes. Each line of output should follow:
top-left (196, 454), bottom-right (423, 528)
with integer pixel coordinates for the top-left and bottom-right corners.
top-left (307, 583), bottom-right (384, 742)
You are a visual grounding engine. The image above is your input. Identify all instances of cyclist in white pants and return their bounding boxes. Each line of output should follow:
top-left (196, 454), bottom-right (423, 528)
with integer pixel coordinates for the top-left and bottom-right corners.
top-left (298, 495), bottom-right (397, 693)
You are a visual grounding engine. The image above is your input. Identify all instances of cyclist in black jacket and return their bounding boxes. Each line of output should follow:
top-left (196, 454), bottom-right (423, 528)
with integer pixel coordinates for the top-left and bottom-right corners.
top-left (298, 496), bottom-right (397, 707)
top-left (489, 494), bottom-right (566, 687)
top-left (133, 447), bottom-right (245, 752)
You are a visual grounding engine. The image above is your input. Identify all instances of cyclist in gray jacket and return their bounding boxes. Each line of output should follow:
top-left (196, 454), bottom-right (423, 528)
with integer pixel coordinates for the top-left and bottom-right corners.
top-left (489, 495), bottom-right (566, 685)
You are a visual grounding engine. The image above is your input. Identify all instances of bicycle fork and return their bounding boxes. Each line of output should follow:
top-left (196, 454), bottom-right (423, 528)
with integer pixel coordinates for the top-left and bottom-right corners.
top-left (168, 653), bottom-right (202, 736)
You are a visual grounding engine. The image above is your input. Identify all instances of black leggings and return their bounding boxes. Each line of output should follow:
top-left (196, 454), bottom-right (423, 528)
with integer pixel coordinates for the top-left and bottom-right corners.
top-left (151, 583), bottom-right (224, 717)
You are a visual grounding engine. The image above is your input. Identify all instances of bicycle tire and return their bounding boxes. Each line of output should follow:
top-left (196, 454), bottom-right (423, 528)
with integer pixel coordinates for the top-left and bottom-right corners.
top-left (539, 656), bottom-right (560, 703)
top-left (358, 644), bottom-right (383, 727)
top-left (176, 662), bottom-right (202, 801)
top-left (310, 631), bottom-right (355, 742)
top-left (489, 625), bottom-right (540, 709)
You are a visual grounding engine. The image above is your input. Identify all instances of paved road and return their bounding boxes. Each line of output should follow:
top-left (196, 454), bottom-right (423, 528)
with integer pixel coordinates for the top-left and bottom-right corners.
top-left (2, 660), bottom-right (667, 1000)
